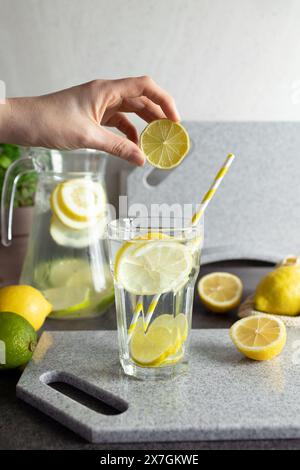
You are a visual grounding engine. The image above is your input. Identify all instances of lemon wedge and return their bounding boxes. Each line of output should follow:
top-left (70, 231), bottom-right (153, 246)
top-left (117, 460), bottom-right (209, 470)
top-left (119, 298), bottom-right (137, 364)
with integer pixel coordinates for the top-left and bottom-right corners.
top-left (230, 314), bottom-right (286, 361)
top-left (140, 119), bottom-right (190, 169)
top-left (198, 272), bottom-right (243, 313)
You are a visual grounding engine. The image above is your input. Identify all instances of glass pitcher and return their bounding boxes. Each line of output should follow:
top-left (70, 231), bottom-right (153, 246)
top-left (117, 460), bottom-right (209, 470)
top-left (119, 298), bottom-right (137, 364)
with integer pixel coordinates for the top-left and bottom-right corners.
top-left (1, 148), bottom-right (114, 319)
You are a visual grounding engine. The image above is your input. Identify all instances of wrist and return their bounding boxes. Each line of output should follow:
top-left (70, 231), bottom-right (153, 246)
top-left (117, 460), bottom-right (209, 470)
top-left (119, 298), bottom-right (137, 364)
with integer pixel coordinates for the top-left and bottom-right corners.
top-left (0, 97), bottom-right (39, 146)
top-left (0, 99), bottom-right (13, 143)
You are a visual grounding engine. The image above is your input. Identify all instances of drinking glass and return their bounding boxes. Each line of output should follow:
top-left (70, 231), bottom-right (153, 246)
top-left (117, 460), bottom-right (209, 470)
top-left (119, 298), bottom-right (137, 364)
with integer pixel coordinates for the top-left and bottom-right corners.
top-left (107, 217), bottom-right (203, 379)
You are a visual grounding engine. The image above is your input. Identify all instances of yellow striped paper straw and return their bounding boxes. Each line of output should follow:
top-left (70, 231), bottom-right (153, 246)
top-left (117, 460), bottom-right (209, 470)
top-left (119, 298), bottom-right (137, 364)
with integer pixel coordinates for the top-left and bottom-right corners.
top-left (143, 153), bottom-right (236, 331)
top-left (127, 153), bottom-right (236, 339)
top-left (191, 153), bottom-right (235, 226)
top-left (127, 296), bottom-right (144, 343)
top-left (144, 294), bottom-right (161, 331)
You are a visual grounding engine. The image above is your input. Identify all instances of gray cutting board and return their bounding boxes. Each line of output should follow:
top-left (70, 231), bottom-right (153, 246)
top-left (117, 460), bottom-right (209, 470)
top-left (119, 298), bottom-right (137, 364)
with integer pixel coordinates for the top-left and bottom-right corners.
top-left (125, 122), bottom-right (300, 264)
top-left (17, 329), bottom-right (300, 443)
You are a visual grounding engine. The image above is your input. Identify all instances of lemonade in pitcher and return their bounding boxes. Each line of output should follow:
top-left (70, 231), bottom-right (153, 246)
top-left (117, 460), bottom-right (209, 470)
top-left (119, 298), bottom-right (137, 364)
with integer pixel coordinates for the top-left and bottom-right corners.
top-left (1, 149), bottom-right (114, 319)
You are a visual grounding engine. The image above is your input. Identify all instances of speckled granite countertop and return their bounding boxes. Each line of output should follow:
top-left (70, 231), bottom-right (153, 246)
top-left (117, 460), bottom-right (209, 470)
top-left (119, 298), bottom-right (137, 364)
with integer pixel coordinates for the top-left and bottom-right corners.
top-left (2, 261), bottom-right (300, 450)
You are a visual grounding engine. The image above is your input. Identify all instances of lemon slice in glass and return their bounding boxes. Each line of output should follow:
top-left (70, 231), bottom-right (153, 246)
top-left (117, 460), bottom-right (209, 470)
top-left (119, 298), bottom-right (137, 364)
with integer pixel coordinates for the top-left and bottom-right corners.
top-left (198, 272), bottom-right (243, 313)
top-left (148, 313), bottom-right (188, 345)
top-left (140, 119), bottom-right (190, 169)
top-left (174, 313), bottom-right (188, 341)
top-left (230, 314), bottom-right (286, 361)
top-left (130, 325), bottom-right (176, 366)
top-left (115, 240), bottom-right (193, 295)
top-left (160, 347), bottom-right (184, 365)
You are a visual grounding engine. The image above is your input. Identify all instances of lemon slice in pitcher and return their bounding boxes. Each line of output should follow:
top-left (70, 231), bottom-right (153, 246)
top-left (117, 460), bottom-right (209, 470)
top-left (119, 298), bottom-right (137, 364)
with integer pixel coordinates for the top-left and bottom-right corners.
top-left (58, 179), bottom-right (106, 221)
top-left (42, 286), bottom-right (90, 314)
top-left (140, 119), bottom-right (190, 169)
top-left (50, 216), bottom-right (105, 248)
top-left (50, 179), bottom-right (106, 229)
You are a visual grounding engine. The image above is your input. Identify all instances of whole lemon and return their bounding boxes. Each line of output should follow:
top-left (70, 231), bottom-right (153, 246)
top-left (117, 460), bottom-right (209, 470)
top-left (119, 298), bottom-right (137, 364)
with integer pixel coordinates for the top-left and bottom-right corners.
top-left (254, 266), bottom-right (300, 316)
top-left (0, 285), bottom-right (52, 330)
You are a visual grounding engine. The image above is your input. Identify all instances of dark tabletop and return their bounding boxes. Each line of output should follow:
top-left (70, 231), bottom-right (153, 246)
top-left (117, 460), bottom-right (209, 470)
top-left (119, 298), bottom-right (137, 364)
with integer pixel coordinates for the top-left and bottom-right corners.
top-left (1, 261), bottom-right (300, 450)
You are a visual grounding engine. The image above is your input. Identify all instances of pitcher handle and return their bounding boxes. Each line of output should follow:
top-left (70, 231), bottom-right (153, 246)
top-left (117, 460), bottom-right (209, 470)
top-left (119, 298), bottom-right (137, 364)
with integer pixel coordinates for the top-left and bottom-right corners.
top-left (1, 156), bottom-right (35, 246)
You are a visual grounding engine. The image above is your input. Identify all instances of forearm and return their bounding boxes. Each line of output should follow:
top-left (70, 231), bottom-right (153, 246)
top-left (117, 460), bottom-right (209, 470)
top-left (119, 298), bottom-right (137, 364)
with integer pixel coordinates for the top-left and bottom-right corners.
top-left (0, 97), bottom-right (40, 146)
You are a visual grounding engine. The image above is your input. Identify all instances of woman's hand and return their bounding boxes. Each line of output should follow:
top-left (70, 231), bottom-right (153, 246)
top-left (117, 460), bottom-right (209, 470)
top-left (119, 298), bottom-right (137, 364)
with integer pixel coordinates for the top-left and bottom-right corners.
top-left (0, 76), bottom-right (180, 165)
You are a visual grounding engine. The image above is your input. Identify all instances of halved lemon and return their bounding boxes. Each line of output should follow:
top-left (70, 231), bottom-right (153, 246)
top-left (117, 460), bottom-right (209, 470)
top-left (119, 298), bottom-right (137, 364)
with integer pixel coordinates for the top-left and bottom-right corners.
top-left (140, 119), bottom-right (190, 169)
top-left (230, 314), bottom-right (286, 361)
top-left (57, 179), bottom-right (106, 222)
top-left (116, 240), bottom-right (193, 295)
top-left (198, 272), bottom-right (243, 313)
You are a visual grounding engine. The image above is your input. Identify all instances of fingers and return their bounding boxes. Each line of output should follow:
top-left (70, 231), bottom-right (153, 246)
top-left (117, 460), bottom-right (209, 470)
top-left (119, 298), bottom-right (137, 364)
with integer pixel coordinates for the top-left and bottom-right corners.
top-left (105, 112), bottom-right (139, 144)
top-left (89, 125), bottom-right (145, 166)
top-left (120, 96), bottom-right (166, 123)
top-left (115, 76), bottom-right (180, 122)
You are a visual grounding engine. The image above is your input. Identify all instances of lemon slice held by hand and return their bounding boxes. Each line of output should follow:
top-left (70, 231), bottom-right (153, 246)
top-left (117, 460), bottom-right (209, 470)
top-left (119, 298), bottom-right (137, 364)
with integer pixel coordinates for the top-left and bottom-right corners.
top-left (140, 119), bottom-right (190, 169)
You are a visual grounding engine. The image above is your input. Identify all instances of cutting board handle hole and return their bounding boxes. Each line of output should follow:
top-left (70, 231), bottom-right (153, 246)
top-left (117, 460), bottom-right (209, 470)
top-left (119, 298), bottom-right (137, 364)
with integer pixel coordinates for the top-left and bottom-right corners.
top-left (41, 372), bottom-right (128, 416)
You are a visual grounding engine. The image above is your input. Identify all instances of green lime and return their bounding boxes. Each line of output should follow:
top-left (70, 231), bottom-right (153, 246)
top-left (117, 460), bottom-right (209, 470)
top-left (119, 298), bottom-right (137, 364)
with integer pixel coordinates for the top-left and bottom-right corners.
top-left (0, 312), bottom-right (37, 369)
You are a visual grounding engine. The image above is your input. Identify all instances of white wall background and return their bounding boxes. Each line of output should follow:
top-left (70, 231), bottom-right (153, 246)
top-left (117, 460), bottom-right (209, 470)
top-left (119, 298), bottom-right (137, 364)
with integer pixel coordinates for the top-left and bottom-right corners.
top-left (1, 0), bottom-right (300, 120)
top-left (1, 0), bottom-right (300, 200)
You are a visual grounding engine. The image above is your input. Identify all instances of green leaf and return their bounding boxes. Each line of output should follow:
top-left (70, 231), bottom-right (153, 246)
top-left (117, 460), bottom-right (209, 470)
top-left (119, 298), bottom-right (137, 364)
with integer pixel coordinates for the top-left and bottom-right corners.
top-left (0, 154), bottom-right (12, 169)
top-left (0, 144), bottom-right (36, 207)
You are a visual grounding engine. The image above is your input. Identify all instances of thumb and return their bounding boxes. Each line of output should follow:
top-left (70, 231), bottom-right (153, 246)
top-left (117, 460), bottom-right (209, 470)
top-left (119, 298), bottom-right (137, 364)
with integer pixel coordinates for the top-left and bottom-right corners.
top-left (92, 127), bottom-right (145, 166)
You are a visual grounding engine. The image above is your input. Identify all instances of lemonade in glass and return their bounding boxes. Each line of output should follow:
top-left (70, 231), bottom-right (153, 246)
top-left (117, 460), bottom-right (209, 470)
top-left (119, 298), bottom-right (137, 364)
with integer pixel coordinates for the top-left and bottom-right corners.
top-left (107, 217), bottom-right (203, 379)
